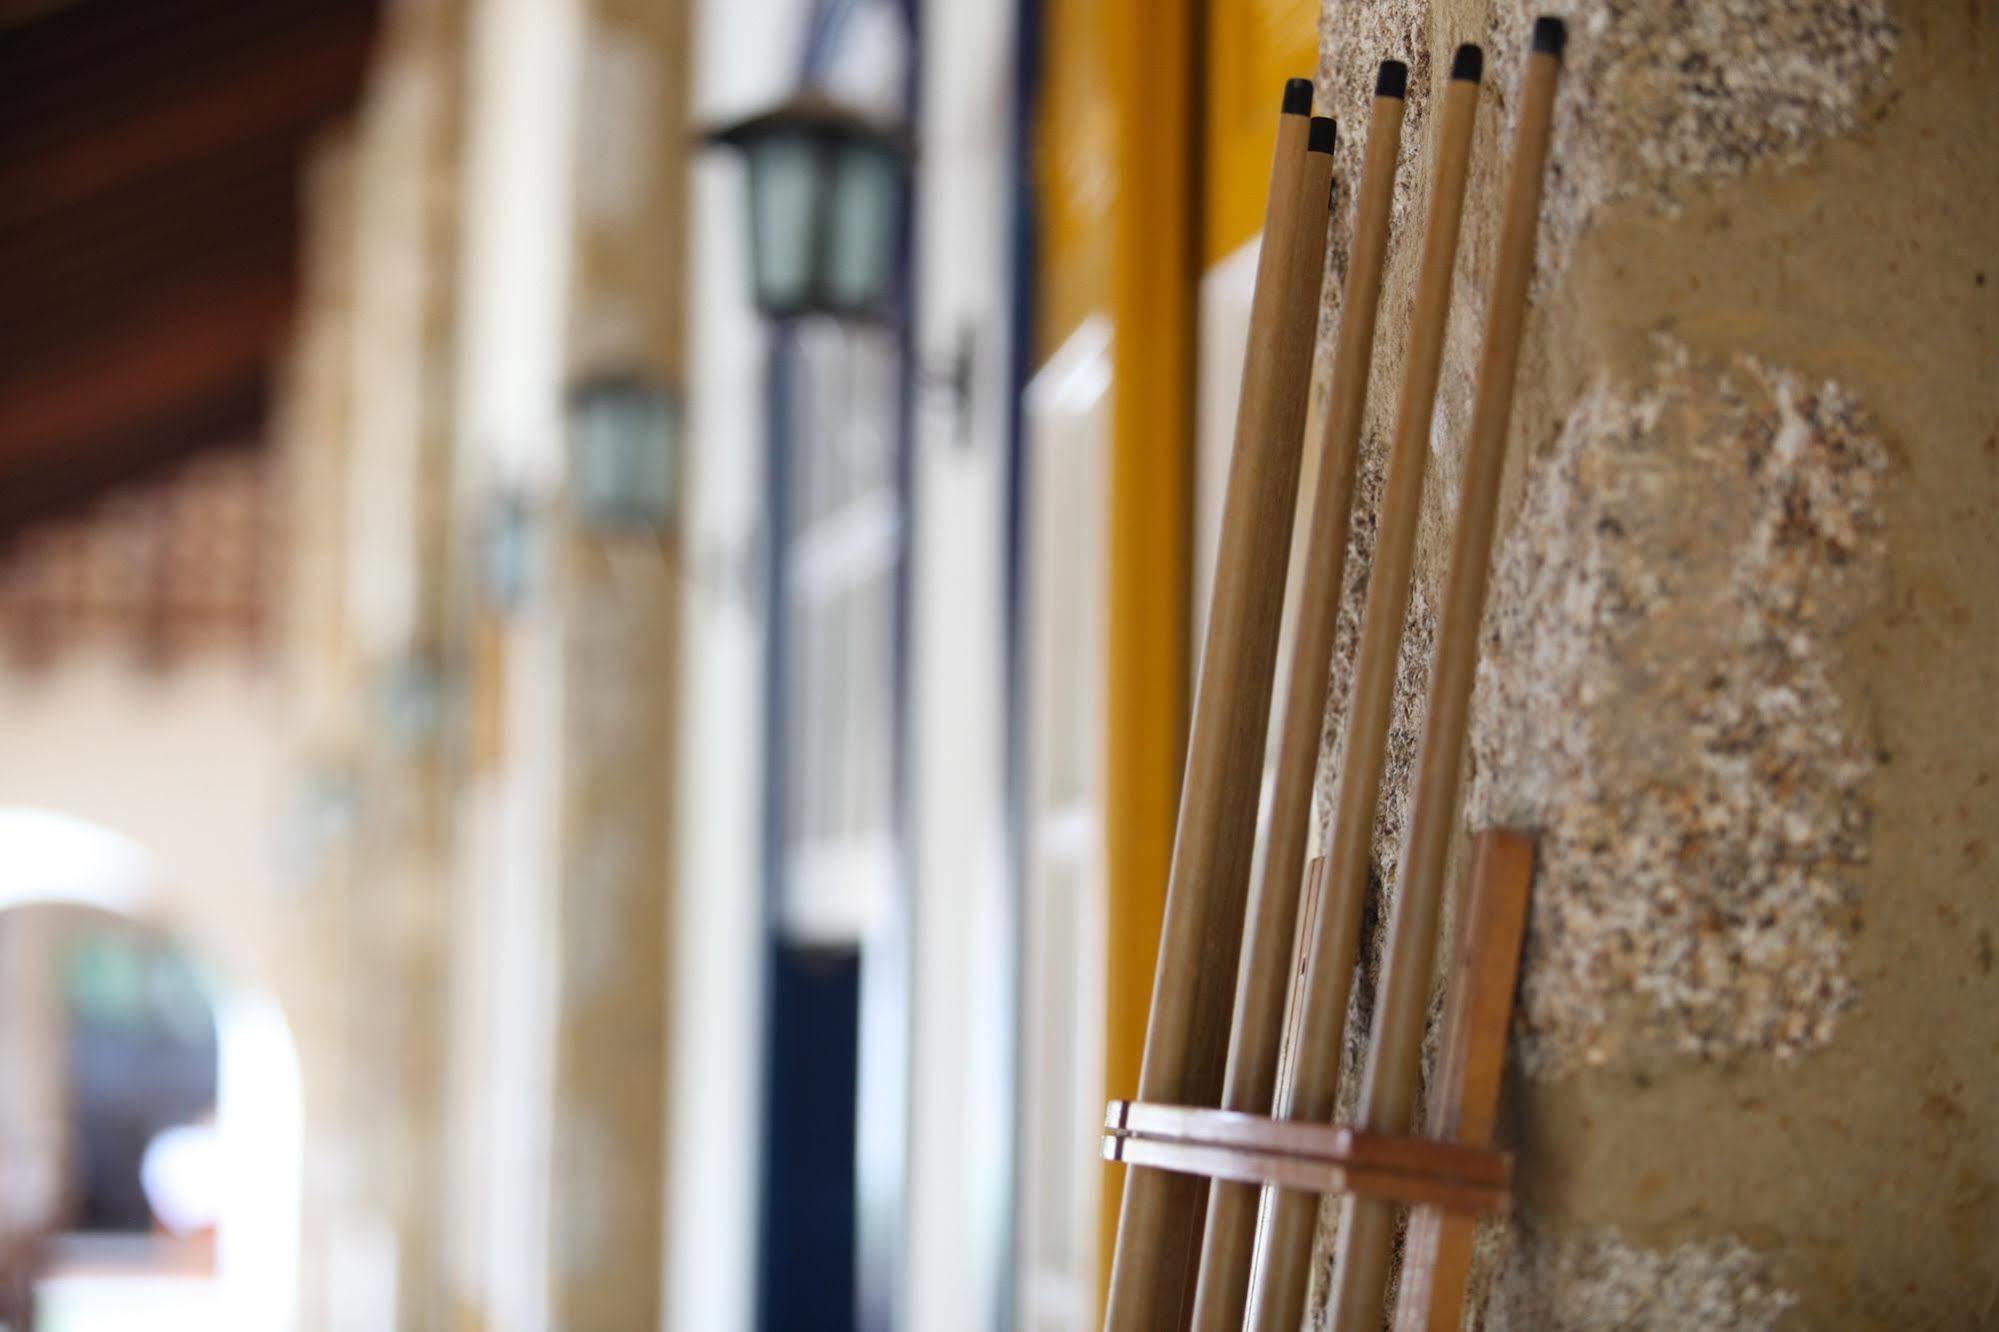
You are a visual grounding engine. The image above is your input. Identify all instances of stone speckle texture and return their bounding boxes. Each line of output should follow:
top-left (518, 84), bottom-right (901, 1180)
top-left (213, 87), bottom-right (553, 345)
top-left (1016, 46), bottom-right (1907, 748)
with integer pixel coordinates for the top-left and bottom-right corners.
top-left (1304, 1), bottom-right (1999, 1326)
top-left (1475, 1224), bottom-right (1799, 1330)
top-left (1491, 0), bottom-right (1900, 276)
top-left (549, 534), bottom-right (676, 1323)
top-left (1468, 342), bottom-right (1888, 1073)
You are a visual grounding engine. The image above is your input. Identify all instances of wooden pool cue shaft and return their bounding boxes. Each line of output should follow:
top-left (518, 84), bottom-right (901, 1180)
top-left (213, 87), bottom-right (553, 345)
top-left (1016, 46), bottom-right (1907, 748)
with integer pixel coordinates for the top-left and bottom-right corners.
top-left (1188, 62), bottom-right (1409, 1332)
top-left (1104, 88), bottom-right (1332, 1332)
top-left (1244, 46), bottom-right (1486, 1332)
top-left (1327, 22), bottom-right (1565, 1329)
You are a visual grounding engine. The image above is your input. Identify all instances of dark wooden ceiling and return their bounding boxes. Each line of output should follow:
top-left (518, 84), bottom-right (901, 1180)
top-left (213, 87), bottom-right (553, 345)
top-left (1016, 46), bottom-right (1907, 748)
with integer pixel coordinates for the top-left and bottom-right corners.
top-left (0, 0), bottom-right (381, 538)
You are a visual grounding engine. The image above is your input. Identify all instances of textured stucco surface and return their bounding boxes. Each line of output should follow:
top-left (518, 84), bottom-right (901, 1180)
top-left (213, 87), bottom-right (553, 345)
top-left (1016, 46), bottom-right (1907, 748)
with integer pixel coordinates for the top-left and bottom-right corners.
top-left (1468, 343), bottom-right (1888, 1073)
top-left (1476, 1223), bottom-right (1799, 1330)
top-left (549, 534), bottom-right (676, 1327)
top-left (1491, 0), bottom-right (1901, 278)
top-left (1303, 0), bottom-right (1997, 1325)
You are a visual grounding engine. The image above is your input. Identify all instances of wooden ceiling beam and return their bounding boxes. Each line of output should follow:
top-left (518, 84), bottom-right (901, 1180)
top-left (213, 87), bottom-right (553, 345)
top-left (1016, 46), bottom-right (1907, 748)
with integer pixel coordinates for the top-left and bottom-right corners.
top-left (0, 0), bottom-right (331, 134)
top-left (0, 272), bottom-right (291, 477)
top-left (0, 0), bottom-right (84, 32)
top-left (0, 133), bottom-right (300, 273)
top-left (0, 233), bottom-right (297, 374)
top-left (0, 378), bottom-right (267, 543)
top-left (0, 12), bottom-right (373, 228)
top-left (0, 147), bottom-right (300, 348)
top-left (0, 0), bottom-right (379, 531)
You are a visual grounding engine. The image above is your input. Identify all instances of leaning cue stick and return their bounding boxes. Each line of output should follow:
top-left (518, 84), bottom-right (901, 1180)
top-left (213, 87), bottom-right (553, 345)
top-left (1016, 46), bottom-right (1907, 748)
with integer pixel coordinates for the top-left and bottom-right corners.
top-left (1327, 21), bottom-right (1565, 1329)
top-left (1245, 46), bottom-right (1486, 1332)
top-left (1188, 61), bottom-right (1409, 1332)
top-left (1104, 90), bottom-right (1333, 1331)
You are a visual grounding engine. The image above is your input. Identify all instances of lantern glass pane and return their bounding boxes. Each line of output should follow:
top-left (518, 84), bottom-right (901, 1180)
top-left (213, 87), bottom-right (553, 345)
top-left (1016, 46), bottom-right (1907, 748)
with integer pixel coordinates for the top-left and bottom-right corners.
top-left (479, 497), bottom-right (536, 607)
top-left (825, 141), bottom-right (900, 313)
top-left (573, 390), bottom-right (677, 528)
top-left (747, 135), bottom-right (820, 315)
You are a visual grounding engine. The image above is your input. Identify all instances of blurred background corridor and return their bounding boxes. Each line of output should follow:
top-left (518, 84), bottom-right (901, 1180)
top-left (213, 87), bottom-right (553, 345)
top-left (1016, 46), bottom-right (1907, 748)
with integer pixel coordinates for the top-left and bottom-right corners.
top-left (0, 0), bottom-right (1259, 1324)
top-left (0, 0), bottom-right (1993, 1329)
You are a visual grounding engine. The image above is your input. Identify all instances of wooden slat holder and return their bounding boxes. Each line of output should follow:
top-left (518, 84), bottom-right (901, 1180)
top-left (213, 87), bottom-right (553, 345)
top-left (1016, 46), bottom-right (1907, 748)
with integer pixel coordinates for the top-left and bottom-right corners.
top-left (1100, 829), bottom-right (1536, 1327)
top-left (1394, 830), bottom-right (1535, 1331)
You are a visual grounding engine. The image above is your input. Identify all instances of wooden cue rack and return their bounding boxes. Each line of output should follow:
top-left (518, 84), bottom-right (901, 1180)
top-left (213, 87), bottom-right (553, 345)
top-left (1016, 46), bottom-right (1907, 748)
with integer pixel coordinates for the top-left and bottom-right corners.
top-left (1104, 830), bottom-right (1534, 1330)
top-left (1100, 18), bottom-right (1566, 1331)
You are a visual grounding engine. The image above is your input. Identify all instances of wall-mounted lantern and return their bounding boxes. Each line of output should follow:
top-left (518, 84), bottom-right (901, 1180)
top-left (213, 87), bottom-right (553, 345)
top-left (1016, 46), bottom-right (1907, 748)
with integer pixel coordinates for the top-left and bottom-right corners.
top-left (475, 489), bottom-right (543, 611)
top-left (276, 760), bottom-right (362, 890)
top-left (567, 373), bottom-right (682, 531)
top-left (703, 96), bottom-right (911, 322)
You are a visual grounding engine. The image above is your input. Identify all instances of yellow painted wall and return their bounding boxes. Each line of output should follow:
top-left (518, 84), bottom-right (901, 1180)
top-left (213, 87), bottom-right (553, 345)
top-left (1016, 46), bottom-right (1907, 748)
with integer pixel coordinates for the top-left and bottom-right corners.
top-left (1033, 0), bottom-right (1116, 358)
top-left (1201, 0), bottom-right (1320, 264)
top-left (1033, 0), bottom-right (1319, 1316)
top-left (1034, 0), bottom-right (1196, 1310)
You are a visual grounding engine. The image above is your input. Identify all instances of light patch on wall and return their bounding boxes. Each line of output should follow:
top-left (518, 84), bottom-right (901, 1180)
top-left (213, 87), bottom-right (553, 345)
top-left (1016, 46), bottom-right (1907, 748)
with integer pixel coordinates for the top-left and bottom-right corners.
top-left (0, 806), bottom-right (155, 914)
top-left (1490, 0), bottom-right (1899, 274)
top-left (1477, 1223), bottom-right (1798, 1330)
top-left (553, 1107), bottom-right (625, 1277)
top-left (1469, 341), bottom-right (1891, 1072)
top-left (576, 22), bottom-right (659, 228)
top-left (566, 825), bottom-right (639, 999)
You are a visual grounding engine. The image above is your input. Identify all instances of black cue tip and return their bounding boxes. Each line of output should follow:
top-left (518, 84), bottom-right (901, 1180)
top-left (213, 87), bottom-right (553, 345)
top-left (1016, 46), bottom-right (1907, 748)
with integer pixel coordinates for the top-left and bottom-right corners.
top-left (1307, 116), bottom-right (1337, 154)
top-left (1451, 43), bottom-right (1484, 82)
top-left (1282, 77), bottom-right (1314, 115)
top-left (1532, 16), bottom-right (1568, 57)
top-left (1375, 60), bottom-right (1408, 99)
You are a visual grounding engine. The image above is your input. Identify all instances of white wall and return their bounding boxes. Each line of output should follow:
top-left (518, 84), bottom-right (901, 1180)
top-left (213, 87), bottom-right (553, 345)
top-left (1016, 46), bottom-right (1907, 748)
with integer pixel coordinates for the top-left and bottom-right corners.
top-left (665, 0), bottom-right (804, 1326)
top-left (903, 0), bottom-right (1017, 1325)
top-left (0, 656), bottom-right (304, 1332)
top-left (450, 1), bottom-right (583, 1328)
top-left (0, 654), bottom-right (286, 979)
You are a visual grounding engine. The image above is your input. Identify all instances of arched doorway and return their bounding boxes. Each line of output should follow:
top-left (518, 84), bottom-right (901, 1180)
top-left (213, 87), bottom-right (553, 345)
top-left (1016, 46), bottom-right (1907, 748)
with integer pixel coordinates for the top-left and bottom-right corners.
top-left (0, 807), bottom-right (302, 1332)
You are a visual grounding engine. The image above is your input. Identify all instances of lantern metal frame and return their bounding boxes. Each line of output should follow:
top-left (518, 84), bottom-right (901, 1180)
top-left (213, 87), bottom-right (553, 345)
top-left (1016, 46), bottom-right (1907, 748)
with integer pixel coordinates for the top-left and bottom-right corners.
top-left (702, 95), bottom-right (914, 323)
top-left (564, 371), bottom-right (683, 532)
top-left (474, 487), bottom-right (545, 611)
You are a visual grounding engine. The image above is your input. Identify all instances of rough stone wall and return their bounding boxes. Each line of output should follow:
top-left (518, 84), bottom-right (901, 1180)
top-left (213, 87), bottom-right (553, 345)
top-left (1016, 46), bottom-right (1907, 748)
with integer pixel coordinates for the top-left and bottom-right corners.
top-left (1470, 344), bottom-right (1887, 1073)
top-left (1303, 1), bottom-right (1997, 1325)
top-left (548, 533), bottom-right (677, 1329)
top-left (543, 1), bottom-right (689, 1326)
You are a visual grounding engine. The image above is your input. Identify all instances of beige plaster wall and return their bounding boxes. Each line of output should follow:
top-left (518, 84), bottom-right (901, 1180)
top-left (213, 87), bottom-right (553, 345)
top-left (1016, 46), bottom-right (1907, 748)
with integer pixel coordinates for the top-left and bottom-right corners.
top-left (1302, 1), bottom-right (1996, 1325)
top-left (544, 0), bottom-right (688, 1326)
top-left (0, 653), bottom-right (286, 980)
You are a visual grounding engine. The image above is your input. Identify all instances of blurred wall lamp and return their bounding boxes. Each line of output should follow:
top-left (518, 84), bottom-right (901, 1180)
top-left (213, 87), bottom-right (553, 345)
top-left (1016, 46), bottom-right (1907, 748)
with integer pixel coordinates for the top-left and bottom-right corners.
top-left (702, 96), bottom-right (911, 322)
top-left (567, 372), bottom-right (683, 532)
top-left (476, 489), bottom-right (543, 611)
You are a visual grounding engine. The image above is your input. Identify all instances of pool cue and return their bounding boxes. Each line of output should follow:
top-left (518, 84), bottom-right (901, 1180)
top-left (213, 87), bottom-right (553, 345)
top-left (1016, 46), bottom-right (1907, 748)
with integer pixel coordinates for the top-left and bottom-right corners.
top-left (1327, 21), bottom-right (1565, 1329)
top-left (1104, 89), bottom-right (1333, 1331)
top-left (1244, 45), bottom-right (1486, 1332)
top-left (1188, 61), bottom-right (1409, 1332)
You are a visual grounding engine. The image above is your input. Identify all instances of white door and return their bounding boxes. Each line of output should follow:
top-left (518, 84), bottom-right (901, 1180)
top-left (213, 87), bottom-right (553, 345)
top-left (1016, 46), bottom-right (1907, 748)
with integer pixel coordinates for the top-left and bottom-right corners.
top-left (1015, 318), bottom-right (1112, 1332)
